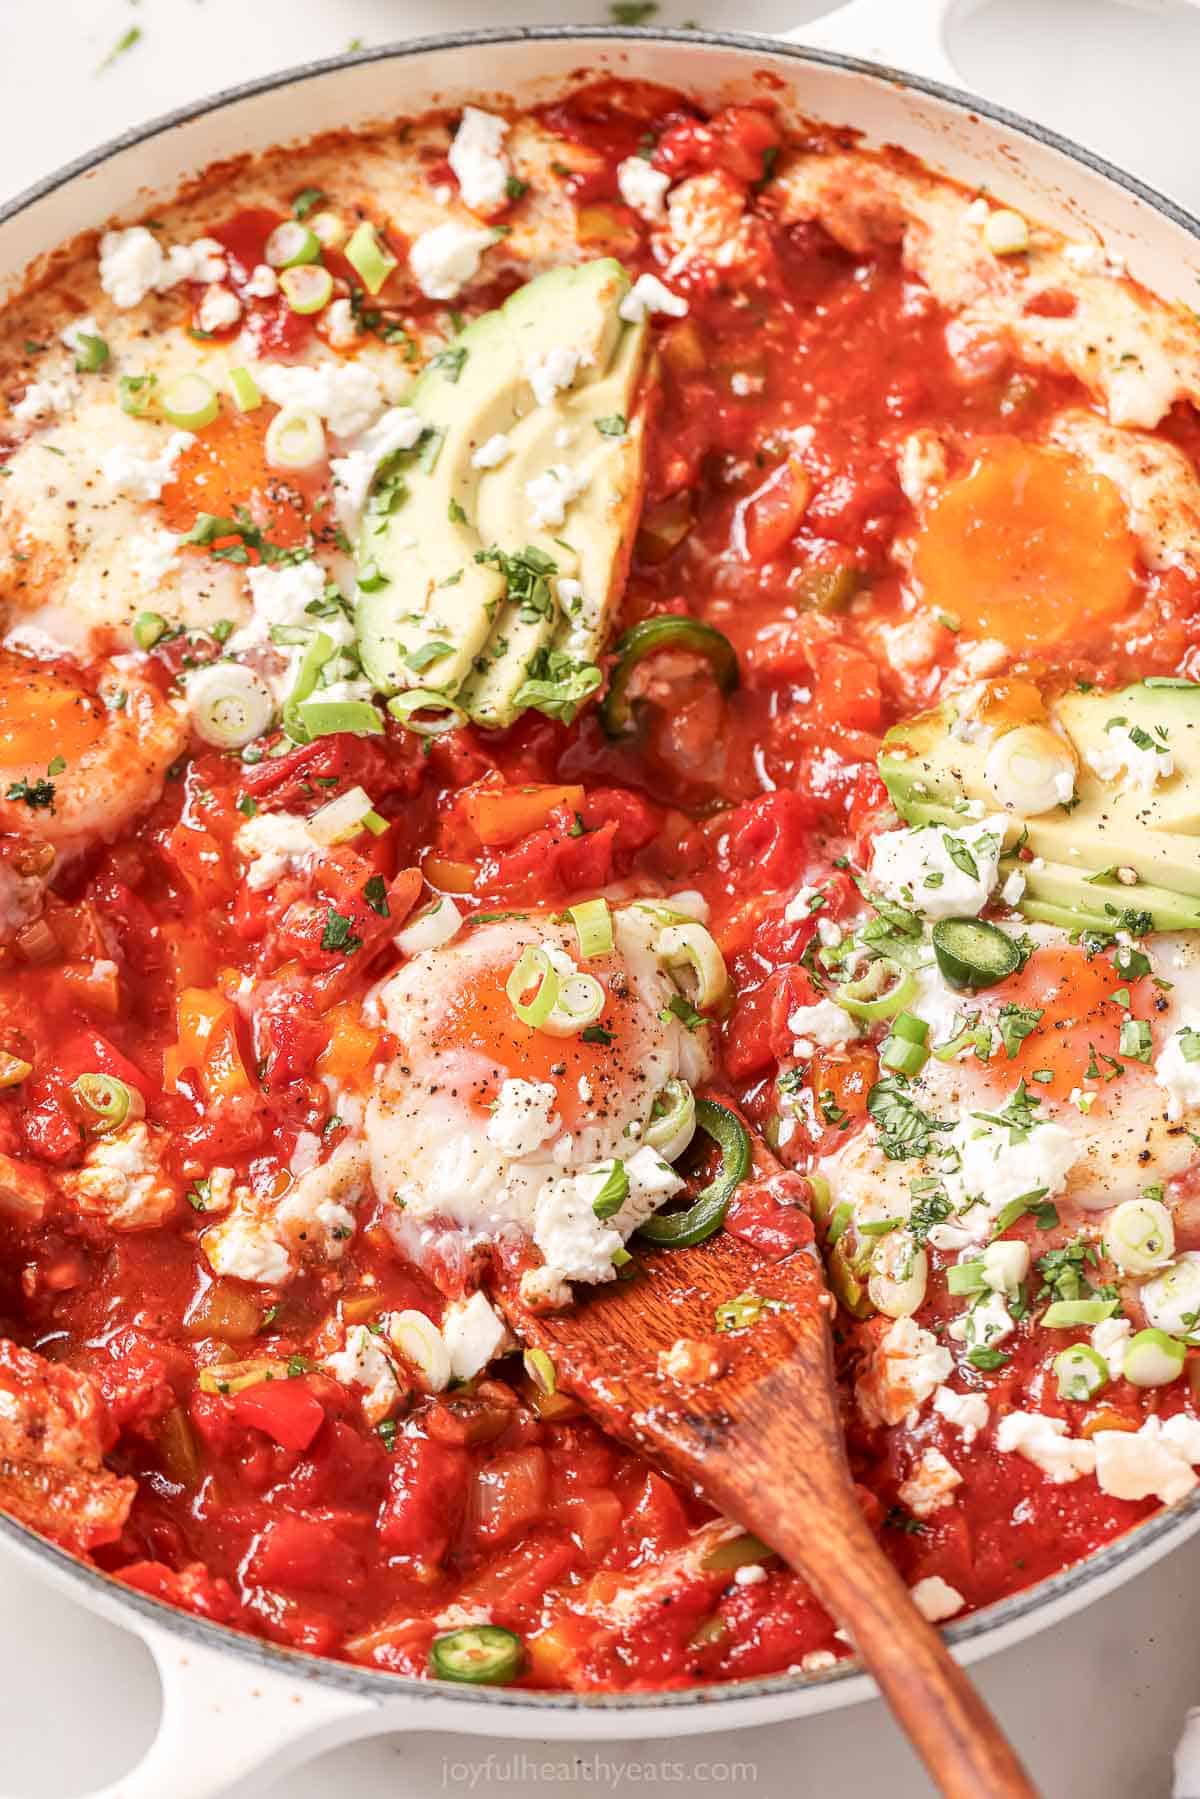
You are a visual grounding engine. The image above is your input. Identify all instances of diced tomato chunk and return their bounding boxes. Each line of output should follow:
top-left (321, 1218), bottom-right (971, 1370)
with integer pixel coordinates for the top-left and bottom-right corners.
top-left (232, 1378), bottom-right (327, 1453)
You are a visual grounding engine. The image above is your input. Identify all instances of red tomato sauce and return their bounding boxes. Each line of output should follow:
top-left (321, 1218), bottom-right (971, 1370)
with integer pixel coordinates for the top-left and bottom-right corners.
top-left (4, 78), bottom-right (1200, 1693)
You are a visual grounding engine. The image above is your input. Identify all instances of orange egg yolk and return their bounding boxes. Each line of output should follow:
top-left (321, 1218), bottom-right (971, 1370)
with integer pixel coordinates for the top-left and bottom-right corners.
top-left (160, 408), bottom-right (315, 548)
top-left (981, 944), bottom-right (1150, 1098)
top-left (912, 439), bottom-right (1137, 651)
top-left (432, 963), bottom-right (617, 1128)
top-left (0, 665), bottom-right (107, 768)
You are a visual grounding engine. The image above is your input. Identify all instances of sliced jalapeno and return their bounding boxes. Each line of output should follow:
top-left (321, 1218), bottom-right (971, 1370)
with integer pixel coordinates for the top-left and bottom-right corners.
top-left (601, 615), bottom-right (739, 738)
top-left (930, 917), bottom-right (1022, 991)
top-left (636, 1097), bottom-right (750, 1248)
top-left (429, 1624), bottom-right (525, 1685)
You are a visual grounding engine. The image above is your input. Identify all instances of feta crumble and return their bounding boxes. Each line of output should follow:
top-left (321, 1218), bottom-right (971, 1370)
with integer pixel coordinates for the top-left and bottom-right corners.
top-left (486, 1079), bottom-right (561, 1158)
top-left (1085, 722), bottom-right (1174, 794)
top-left (995, 1411), bottom-right (1096, 1484)
top-left (870, 816), bottom-right (1008, 920)
top-left (898, 1447), bottom-right (962, 1518)
top-left (910, 1576), bottom-right (965, 1623)
top-left (441, 1291), bottom-right (512, 1380)
top-left (616, 155), bottom-right (671, 222)
top-left (856, 1317), bottom-right (953, 1427)
top-left (787, 997), bottom-right (860, 1057)
top-left (448, 107), bottom-right (512, 214)
top-left (525, 345), bottom-right (591, 408)
top-left (235, 811), bottom-right (321, 891)
top-left (525, 463), bottom-right (589, 531)
top-left (329, 405), bottom-right (425, 531)
top-left (409, 222), bottom-right (496, 301)
top-left (196, 285), bottom-right (242, 334)
top-left (1154, 1014), bottom-right (1200, 1121)
top-left (98, 226), bottom-right (226, 308)
top-left (932, 1385), bottom-right (989, 1443)
top-left (256, 358), bottom-right (383, 438)
top-left (325, 1325), bottom-right (402, 1425)
top-left (13, 374), bottom-right (80, 423)
top-left (618, 273), bottom-right (689, 324)
top-left (101, 430), bottom-right (195, 501)
top-left (471, 432), bottom-right (512, 469)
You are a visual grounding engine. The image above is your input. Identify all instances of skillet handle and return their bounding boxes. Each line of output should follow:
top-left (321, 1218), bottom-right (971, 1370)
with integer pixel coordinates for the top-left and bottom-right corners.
top-left (77, 1622), bottom-right (379, 1799)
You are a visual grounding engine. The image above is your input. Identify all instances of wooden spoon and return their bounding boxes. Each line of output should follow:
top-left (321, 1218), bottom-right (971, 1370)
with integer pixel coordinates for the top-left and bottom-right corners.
top-left (491, 1129), bottom-right (1036, 1799)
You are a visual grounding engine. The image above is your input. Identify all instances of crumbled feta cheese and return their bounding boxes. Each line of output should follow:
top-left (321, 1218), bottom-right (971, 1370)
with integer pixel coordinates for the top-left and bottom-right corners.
top-left (235, 811), bottom-right (321, 890)
top-left (870, 816), bottom-right (1007, 920)
top-left (734, 1563), bottom-right (768, 1587)
top-left (1140, 1251), bottom-right (1200, 1335)
top-left (951, 1288), bottom-right (1014, 1351)
top-left (329, 405), bottom-right (425, 530)
top-left (245, 262), bottom-right (279, 299)
top-left (1091, 1316), bottom-right (1132, 1379)
top-left (782, 883), bottom-right (824, 924)
top-left (196, 285), bottom-right (242, 334)
top-left (59, 314), bottom-right (102, 357)
top-left (127, 527), bottom-right (181, 595)
top-left (525, 463), bottom-right (588, 530)
top-left (440, 1291), bottom-right (511, 1379)
top-left (801, 1650), bottom-right (838, 1673)
top-left (857, 1317), bottom-right (953, 1427)
top-left (274, 1142), bottom-right (363, 1258)
top-left (62, 1122), bottom-right (176, 1232)
top-left (323, 296), bottom-right (357, 349)
top-left (229, 557), bottom-right (330, 654)
top-left (448, 107), bottom-right (511, 214)
top-left (616, 155), bottom-right (671, 221)
top-left (13, 373), bottom-right (80, 423)
top-left (787, 997), bottom-right (859, 1058)
top-left (409, 222), bottom-right (496, 301)
top-left (929, 1106), bottom-right (1078, 1250)
top-left (618, 272), bottom-right (689, 323)
top-left (486, 1079), bottom-right (561, 1158)
top-left (1093, 1414), bottom-right (1200, 1506)
top-left (98, 226), bottom-right (225, 307)
top-left (471, 432), bottom-right (512, 469)
top-left (932, 1385), bottom-right (989, 1444)
top-left (1085, 723), bottom-right (1174, 794)
top-left (256, 358), bottom-right (383, 438)
top-left (981, 1238), bottom-right (1030, 1293)
top-left (899, 1447), bottom-right (962, 1518)
top-left (1155, 1014), bottom-right (1200, 1121)
top-left (325, 1324), bottom-right (401, 1424)
top-left (896, 429), bottom-right (948, 505)
top-left (1001, 870), bottom-right (1026, 908)
top-left (202, 1208), bottom-right (292, 1286)
top-left (910, 1576), bottom-right (965, 1623)
top-left (730, 371), bottom-right (764, 397)
top-left (100, 430), bottom-right (194, 501)
top-left (995, 1411), bottom-right (1096, 1484)
top-left (525, 345), bottom-right (591, 408)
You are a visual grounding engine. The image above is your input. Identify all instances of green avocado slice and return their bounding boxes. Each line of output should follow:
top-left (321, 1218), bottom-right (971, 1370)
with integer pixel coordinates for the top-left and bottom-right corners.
top-left (355, 259), bottom-right (650, 729)
top-left (879, 678), bottom-right (1200, 935)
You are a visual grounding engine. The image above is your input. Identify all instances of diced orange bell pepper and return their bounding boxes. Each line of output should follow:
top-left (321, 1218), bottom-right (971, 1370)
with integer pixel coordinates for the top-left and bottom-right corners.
top-left (164, 987), bottom-right (252, 1101)
top-left (464, 783), bottom-right (586, 848)
top-left (315, 1001), bottom-right (380, 1080)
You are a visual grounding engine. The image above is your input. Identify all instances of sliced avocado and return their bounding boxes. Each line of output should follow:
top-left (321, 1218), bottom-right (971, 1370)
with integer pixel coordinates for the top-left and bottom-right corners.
top-left (355, 259), bottom-right (649, 729)
top-left (880, 678), bottom-right (1200, 934)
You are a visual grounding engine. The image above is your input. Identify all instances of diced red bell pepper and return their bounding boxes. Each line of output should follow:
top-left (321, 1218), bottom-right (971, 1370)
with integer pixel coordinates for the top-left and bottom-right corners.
top-left (232, 1378), bottom-right (326, 1453)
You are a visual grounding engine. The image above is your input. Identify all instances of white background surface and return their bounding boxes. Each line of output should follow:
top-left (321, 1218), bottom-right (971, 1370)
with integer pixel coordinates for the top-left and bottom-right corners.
top-left (4, 2), bottom-right (1200, 1795)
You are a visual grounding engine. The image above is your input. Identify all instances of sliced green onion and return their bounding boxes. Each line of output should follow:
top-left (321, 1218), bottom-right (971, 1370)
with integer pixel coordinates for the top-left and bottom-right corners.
top-left (590, 1160), bottom-right (629, 1220)
top-left (807, 1172), bottom-right (832, 1225)
top-left (932, 1020), bottom-right (992, 1061)
top-left (295, 698), bottom-right (384, 738)
top-left (826, 1200), bottom-right (853, 1246)
top-left (656, 920), bottom-right (728, 1011)
top-left (715, 1291), bottom-right (767, 1333)
top-left (311, 210), bottom-right (348, 249)
top-left (1123, 1327), bottom-right (1187, 1388)
top-left (931, 918), bottom-right (1022, 991)
top-left (1042, 1297), bottom-right (1119, 1328)
top-left (637, 1098), bottom-right (750, 1249)
top-left (228, 366), bottom-right (262, 412)
top-left (387, 690), bottom-right (468, 737)
top-left (601, 615), bottom-right (739, 738)
top-left (1141, 1255), bottom-right (1200, 1336)
top-left (73, 332), bottom-right (110, 374)
top-left (947, 1260), bottom-right (987, 1296)
top-left (345, 221), bottom-right (397, 295)
top-left (523, 1347), bottom-right (557, 1396)
top-left (568, 898), bottom-right (613, 960)
top-left (188, 663), bottom-right (274, 749)
top-left (308, 785), bottom-right (378, 846)
top-left (506, 945), bottom-right (558, 1029)
top-left (265, 220), bottom-right (321, 268)
top-left (388, 1309), bottom-right (450, 1392)
top-left (701, 1532), bottom-right (772, 1572)
top-left (282, 630), bottom-right (336, 742)
top-left (71, 1072), bottom-right (143, 1134)
top-left (868, 1231), bottom-right (928, 1318)
top-left (1118, 1017), bottom-right (1152, 1064)
top-left (891, 1012), bottom-right (930, 1045)
top-left (879, 1028), bottom-right (929, 1077)
top-left (833, 956), bottom-right (915, 1021)
top-left (1105, 1197), bottom-right (1174, 1276)
top-left (1054, 1343), bottom-right (1109, 1402)
top-left (545, 971), bottom-right (606, 1037)
top-left (429, 1624), bottom-right (524, 1685)
top-left (984, 723), bottom-right (1075, 816)
top-left (280, 264), bottom-right (334, 315)
top-left (119, 373), bottom-right (157, 417)
top-left (264, 405), bottom-right (326, 469)
top-left (160, 372), bottom-right (219, 430)
top-left (643, 1078), bottom-right (696, 1162)
top-left (134, 610), bottom-right (171, 650)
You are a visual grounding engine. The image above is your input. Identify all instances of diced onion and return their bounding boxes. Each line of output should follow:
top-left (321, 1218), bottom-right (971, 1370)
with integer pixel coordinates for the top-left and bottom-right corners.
top-left (523, 1348), bottom-right (557, 1396)
top-left (387, 690), bottom-right (467, 737)
top-left (311, 211), bottom-right (348, 249)
top-left (544, 972), bottom-right (606, 1037)
top-left (265, 220), bottom-right (321, 268)
top-left (568, 898), bottom-right (613, 960)
top-left (868, 1230), bottom-right (928, 1318)
top-left (188, 663), bottom-right (275, 749)
top-left (1042, 1297), bottom-right (1119, 1328)
top-left (280, 265), bottom-right (334, 315)
top-left (506, 946), bottom-right (559, 1029)
top-left (644, 1078), bottom-right (696, 1163)
top-left (228, 366), bottom-right (261, 412)
top-left (395, 897), bottom-right (463, 957)
top-left (264, 405), bottom-right (327, 469)
top-left (984, 724), bottom-right (1076, 815)
top-left (656, 921), bottom-right (728, 1011)
top-left (71, 1073), bottom-right (143, 1134)
top-left (1106, 1197), bottom-right (1175, 1276)
top-left (1054, 1344), bottom-right (1109, 1402)
top-left (1123, 1327), bottom-right (1187, 1388)
top-left (161, 372), bottom-right (219, 430)
top-left (197, 1358), bottom-right (290, 1395)
top-left (345, 221), bottom-right (397, 295)
top-left (833, 956), bottom-right (915, 1022)
top-left (308, 785), bottom-right (377, 846)
top-left (388, 1309), bottom-right (451, 1393)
